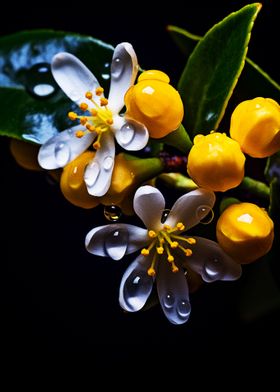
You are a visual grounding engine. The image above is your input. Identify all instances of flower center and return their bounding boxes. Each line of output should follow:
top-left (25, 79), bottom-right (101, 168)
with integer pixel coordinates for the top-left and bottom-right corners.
top-left (68, 86), bottom-right (114, 150)
top-left (140, 222), bottom-right (196, 276)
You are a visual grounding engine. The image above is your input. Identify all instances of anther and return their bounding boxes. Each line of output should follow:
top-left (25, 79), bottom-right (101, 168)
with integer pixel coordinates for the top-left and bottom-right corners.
top-left (93, 141), bottom-right (101, 149)
top-left (141, 249), bottom-right (150, 256)
top-left (106, 119), bottom-right (113, 125)
top-left (91, 109), bottom-right (98, 116)
top-left (171, 241), bottom-right (178, 248)
top-left (100, 97), bottom-right (108, 106)
top-left (95, 87), bottom-right (104, 96)
top-left (68, 111), bottom-right (77, 120)
top-left (157, 247), bottom-right (164, 254)
top-left (148, 230), bottom-right (157, 238)
top-left (85, 91), bottom-right (93, 99)
top-left (147, 267), bottom-right (156, 277)
top-left (167, 255), bottom-right (174, 262)
top-left (185, 249), bottom-right (192, 256)
top-left (186, 238), bottom-right (196, 244)
top-left (75, 130), bottom-right (84, 138)
top-left (80, 117), bottom-right (88, 125)
top-left (79, 103), bottom-right (88, 111)
top-left (176, 222), bottom-right (185, 231)
top-left (172, 265), bottom-right (179, 273)
top-left (86, 124), bottom-right (96, 132)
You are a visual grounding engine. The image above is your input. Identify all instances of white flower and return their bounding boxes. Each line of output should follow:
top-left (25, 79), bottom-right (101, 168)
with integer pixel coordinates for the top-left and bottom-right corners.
top-left (85, 185), bottom-right (242, 325)
top-left (38, 43), bottom-right (149, 196)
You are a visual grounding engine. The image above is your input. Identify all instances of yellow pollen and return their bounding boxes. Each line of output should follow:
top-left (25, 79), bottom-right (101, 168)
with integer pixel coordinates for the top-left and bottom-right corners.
top-left (148, 230), bottom-right (157, 238)
top-left (86, 123), bottom-right (96, 132)
top-left (95, 87), bottom-right (104, 96)
top-left (79, 103), bottom-right (88, 111)
top-left (75, 130), bottom-right (85, 138)
top-left (68, 111), bottom-right (77, 120)
top-left (157, 246), bottom-right (164, 254)
top-left (164, 224), bottom-right (171, 231)
top-left (91, 109), bottom-right (98, 116)
top-left (100, 97), bottom-right (108, 106)
top-left (172, 265), bottom-right (179, 273)
top-left (186, 238), bottom-right (196, 244)
top-left (171, 241), bottom-right (178, 248)
top-left (106, 119), bottom-right (114, 125)
top-left (80, 117), bottom-right (88, 125)
top-left (185, 248), bottom-right (192, 256)
top-left (167, 255), bottom-right (174, 262)
top-left (176, 222), bottom-right (185, 231)
top-left (93, 141), bottom-right (101, 150)
top-left (141, 249), bottom-right (150, 256)
top-left (147, 267), bottom-right (156, 277)
top-left (85, 91), bottom-right (93, 99)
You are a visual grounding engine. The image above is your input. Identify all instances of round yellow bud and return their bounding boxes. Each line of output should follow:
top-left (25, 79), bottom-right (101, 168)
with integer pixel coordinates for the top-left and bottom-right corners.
top-left (10, 139), bottom-right (41, 171)
top-left (216, 202), bottom-right (274, 264)
top-left (125, 70), bottom-right (184, 138)
top-left (60, 151), bottom-right (100, 209)
top-left (230, 97), bottom-right (280, 158)
top-left (187, 132), bottom-right (245, 192)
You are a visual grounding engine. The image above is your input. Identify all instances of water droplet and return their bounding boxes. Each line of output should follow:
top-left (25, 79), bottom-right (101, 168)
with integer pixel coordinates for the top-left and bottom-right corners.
top-left (163, 292), bottom-right (175, 309)
top-left (103, 156), bottom-right (114, 170)
top-left (204, 258), bottom-right (224, 279)
top-left (119, 123), bottom-right (134, 145)
top-left (196, 205), bottom-right (214, 224)
top-left (104, 205), bottom-right (122, 222)
top-left (54, 142), bottom-right (70, 166)
top-left (124, 270), bottom-right (152, 309)
top-left (161, 209), bottom-right (171, 223)
top-left (177, 299), bottom-right (191, 318)
top-left (25, 63), bottom-right (57, 98)
top-left (84, 161), bottom-right (100, 187)
top-left (101, 62), bottom-right (111, 80)
top-left (111, 57), bottom-right (123, 79)
top-left (105, 228), bottom-right (128, 260)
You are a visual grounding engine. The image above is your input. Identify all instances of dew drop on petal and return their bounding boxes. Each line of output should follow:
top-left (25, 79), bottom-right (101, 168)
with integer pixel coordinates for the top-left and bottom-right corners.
top-left (204, 257), bottom-right (223, 279)
top-left (25, 63), bottom-right (57, 98)
top-left (119, 123), bottom-right (135, 145)
top-left (111, 57), bottom-right (123, 79)
top-left (54, 142), bottom-right (70, 166)
top-left (104, 205), bottom-right (122, 222)
top-left (177, 299), bottom-right (191, 318)
top-left (163, 292), bottom-right (175, 309)
top-left (105, 228), bottom-right (128, 260)
top-left (101, 62), bottom-right (111, 81)
top-left (124, 271), bottom-right (152, 309)
top-left (84, 161), bottom-right (100, 187)
top-left (196, 205), bottom-right (214, 224)
top-left (161, 209), bottom-right (171, 223)
top-left (103, 156), bottom-right (114, 171)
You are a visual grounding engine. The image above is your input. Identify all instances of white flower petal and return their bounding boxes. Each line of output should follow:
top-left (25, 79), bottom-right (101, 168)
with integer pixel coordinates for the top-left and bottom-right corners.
top-left (108, 42), bottom-right (138, 114)
top-left (51, 52), bottom-right (100, 106)
top-left (185, 237), bottom-right (242, 282)
top-left (165, 188), bottom-right (216, 231)
top-left (84, 132), bottom-right (115, 197)
top-left (38, 125), bottom-right (95, 169)
top-left (85, 224), bottom-right (148, 260)
top-left (157, 261), bottom-right (191, 325)
top-left (119, 255), bottom-right (153, 312)
top-left (113, 116), bottom-right (149, 151)
top-left (133, 186), bottom-right (165, 231)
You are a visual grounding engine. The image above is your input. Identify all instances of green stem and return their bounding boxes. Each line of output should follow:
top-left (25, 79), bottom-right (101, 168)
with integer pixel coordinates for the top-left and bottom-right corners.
top-left (238, 176), bottom-right (270, 200)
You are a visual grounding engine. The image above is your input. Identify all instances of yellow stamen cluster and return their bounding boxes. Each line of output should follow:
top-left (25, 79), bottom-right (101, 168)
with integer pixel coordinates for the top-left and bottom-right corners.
top-left (67, 87), bottom-right (114, 151)
top-left (141, 222), bottom-right (195, 276)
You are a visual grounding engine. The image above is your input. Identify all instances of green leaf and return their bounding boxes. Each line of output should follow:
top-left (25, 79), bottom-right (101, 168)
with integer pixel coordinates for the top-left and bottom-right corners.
top-left (178, 3), bottom-right (261, 138)
top-left (0, 30), bottom-right (113, 142)
top-left (168, 25), bottom-right (280, 105)
top-left (167, 25), bottom-right (200, 58)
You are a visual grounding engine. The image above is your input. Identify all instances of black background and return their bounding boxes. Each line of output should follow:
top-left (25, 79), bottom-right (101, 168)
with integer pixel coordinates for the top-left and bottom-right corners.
top-left (1, 0), bottom-right (280, 364)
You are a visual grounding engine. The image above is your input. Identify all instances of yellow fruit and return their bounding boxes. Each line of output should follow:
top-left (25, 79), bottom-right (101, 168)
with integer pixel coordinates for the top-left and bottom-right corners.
top-left (216, 202), bottom-right (274, 264)
top-left (125, 70), bottom-right (184, 138)
top-left (60, 151), bottom-right (99, 209)
top-left (187, 132), bottom-right (245, 192)
top-left (10, 139), bottom-right (41, 171)
top-left (230, 97), bottom-right (280, 158)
